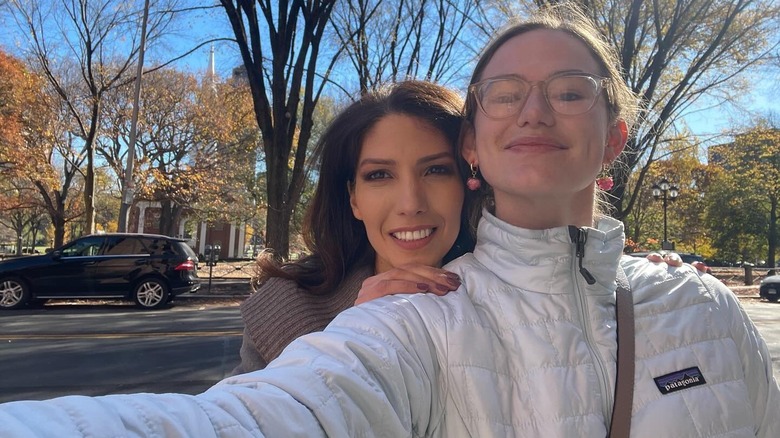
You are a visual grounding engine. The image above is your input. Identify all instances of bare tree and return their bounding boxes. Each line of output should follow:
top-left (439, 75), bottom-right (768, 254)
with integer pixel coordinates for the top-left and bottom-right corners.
top-left (219, 0), bottom-right (339, 257)
top-left (330, 0), bottom-right (480, 94)
top-left (26, 118), bottom-right (87, 248)
top-left (33, 112), bottom-right (89, 248)
top-left (6, 0), bottom-right (178, 235)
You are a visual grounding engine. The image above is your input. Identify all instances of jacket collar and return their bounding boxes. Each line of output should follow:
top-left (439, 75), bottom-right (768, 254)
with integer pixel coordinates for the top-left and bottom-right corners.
top-left (471, 210), bottom-right (625, 295)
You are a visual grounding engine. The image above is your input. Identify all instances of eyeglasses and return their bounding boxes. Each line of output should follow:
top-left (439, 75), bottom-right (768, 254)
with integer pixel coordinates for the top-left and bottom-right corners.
top-left (469, 73), bottom-right (610, 119)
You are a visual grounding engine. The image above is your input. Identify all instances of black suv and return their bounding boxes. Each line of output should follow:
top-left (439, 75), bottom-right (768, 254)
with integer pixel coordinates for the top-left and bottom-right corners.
top-left (0, 233), bottom-right (199, 310)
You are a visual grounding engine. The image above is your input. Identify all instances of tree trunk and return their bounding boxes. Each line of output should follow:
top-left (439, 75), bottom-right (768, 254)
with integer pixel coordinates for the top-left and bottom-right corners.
top-left (265, 138), bottom-right (291, 257)
top-left (30, 227), bottom-right (38, 252)
top-left (158, 200), bottom-right (183, 237)
top-left (83, 99), bottom-right (101, 235)
top-left (52, 214), bottom-right (66, 248)
top-left (14, 233), bottom-right (22, 256)
top-left (265, 203), bottom-right (291, 259)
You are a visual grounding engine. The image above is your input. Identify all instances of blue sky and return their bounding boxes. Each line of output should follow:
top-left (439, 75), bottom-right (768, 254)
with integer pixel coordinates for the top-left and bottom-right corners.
top-left (2, 4), bottom-right (777, 157)
top-left (157, 6), bottom-right (780, 155)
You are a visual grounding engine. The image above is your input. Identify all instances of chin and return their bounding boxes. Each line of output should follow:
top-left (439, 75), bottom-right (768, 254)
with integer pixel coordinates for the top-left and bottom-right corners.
top-left (399, 254), bottom-right (438, 268)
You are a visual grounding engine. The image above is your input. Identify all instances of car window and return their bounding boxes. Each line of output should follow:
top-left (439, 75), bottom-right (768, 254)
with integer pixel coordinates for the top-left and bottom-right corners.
top-left (60, 236), bottom-right (105, 257)
top-left (103, 237), bottom-right (144, 256)
top-left (141, 238), bottom-right (172, 256)
top-left (176, 242), bottom-right (197, 259)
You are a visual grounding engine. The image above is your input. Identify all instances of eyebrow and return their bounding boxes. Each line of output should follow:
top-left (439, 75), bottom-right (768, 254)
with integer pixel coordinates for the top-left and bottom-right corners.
top-left (484, 69), bottom-right (591, 81)
top-left (357, 151), bottom-right (455, 168)
top-left (418, 151), bottom-right (455, 164)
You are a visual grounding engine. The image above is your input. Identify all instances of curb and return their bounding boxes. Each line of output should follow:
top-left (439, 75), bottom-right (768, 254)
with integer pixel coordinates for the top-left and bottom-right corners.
top-left (186, 278), bottom-right (252, 298)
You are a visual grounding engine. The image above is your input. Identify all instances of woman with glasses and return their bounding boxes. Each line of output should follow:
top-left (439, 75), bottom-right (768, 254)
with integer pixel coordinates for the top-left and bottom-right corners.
top-left (452, 4), bottom-right (778, 435)
top-left (1, 5), bottom-right (777, 437)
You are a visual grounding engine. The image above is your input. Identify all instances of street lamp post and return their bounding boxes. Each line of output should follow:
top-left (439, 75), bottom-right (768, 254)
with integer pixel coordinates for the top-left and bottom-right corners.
top-left (652, 178), bottom-right (679, 250)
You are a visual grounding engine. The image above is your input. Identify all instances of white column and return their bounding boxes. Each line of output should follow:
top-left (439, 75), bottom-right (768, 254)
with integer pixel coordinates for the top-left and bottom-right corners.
top-left (137, 202), bottom-right (148, 233)
top-left (177, 221), bottom-right (185, 238)
top-left (237, 223), bottom-right (246, 258)
top-left (228, 223), bottom-right (236, 258)
top-left (199, 222), bottom-right (207, 255)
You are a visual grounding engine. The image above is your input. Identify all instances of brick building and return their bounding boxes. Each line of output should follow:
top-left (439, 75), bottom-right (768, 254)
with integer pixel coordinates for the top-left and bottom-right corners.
top-left (129, 200), bottom-right (249, 260)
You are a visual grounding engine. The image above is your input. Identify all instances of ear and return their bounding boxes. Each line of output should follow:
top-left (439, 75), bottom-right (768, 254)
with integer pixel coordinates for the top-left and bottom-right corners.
top-left (461, 122), bottom-right (478, 164)
top-left (347, 182), bottom-right (363, 221)
top-left (604, 119), bottom-right (628, 164)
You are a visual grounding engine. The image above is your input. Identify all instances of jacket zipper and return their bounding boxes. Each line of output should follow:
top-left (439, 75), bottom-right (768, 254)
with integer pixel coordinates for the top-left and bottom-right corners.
top-left (568, 226), bottom-right (612, 427)
top-left (570, 226), bottom-right (596, 285)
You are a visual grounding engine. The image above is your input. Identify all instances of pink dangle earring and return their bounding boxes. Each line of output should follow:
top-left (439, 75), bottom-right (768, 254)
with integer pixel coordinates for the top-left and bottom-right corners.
top-left (596, 164), bottom-right (614, 191)
top-left (467, 162), bottom-right (481, 191)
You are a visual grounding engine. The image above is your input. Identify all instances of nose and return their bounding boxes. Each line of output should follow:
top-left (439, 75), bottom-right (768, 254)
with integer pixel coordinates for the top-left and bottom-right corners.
top-left (516, 84), bottom-right (554, 127)
top-left (396, 175), bottom-right (428, 216)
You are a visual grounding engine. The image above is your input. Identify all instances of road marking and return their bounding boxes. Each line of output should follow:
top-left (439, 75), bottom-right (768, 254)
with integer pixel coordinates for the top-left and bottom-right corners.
top-left (0, 331), bottom-right (242, 340)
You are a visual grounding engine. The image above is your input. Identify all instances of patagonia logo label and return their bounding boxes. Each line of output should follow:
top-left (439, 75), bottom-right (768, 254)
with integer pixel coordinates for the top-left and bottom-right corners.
top-left (653, 366), bottom-right (707, 395)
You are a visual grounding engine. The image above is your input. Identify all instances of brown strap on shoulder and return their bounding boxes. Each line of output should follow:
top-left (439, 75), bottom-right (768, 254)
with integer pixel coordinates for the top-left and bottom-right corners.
top-left (609, 268), bottom-right (634, 438)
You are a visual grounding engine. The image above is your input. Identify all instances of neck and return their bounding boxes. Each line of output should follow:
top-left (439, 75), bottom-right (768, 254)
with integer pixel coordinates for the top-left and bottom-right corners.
top-left (493, 190), bottom-right (596, 230)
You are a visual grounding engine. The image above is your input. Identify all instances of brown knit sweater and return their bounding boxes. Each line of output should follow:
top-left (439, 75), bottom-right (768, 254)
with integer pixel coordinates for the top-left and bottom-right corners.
top-left (231, 265), bottom-right (372, 374)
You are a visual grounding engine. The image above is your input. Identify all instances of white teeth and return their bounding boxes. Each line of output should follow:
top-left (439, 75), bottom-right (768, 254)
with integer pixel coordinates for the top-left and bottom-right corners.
top-left (392, 228), bottom-right (433, 241)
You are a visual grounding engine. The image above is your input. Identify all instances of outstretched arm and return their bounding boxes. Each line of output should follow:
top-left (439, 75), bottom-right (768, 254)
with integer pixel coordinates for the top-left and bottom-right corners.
top-left (0, 300), bottom-right (440, 437)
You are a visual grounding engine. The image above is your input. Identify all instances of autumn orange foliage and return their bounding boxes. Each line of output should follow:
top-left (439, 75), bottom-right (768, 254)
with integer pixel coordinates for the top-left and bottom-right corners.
top-left (0, 51), bottom-right (51, 177)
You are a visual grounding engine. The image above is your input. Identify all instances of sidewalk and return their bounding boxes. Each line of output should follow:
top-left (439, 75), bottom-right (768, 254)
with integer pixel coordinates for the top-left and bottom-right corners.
top-left (182, 278), bottom-right (252, 299)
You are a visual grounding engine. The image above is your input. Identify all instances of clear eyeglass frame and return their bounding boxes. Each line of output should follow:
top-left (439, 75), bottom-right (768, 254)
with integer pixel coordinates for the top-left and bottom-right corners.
top-left (469, 73), bottom-right (610, 119)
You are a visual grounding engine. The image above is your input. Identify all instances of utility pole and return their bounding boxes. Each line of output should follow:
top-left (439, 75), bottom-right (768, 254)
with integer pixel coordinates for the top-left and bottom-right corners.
top-left (118, 0), bottom-right (150, 232)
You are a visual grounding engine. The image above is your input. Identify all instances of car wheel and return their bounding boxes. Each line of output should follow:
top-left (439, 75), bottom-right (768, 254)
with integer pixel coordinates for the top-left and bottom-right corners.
top-left (132, 278), bottom-right (170, 309)
top-left (0, 277), bottom-right (31, 310)
top-left (765, 292), bottom-right (779, 303)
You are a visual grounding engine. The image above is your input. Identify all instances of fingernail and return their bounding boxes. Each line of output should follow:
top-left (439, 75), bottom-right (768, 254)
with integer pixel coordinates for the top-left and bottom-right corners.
top-left (417, 283), bottom-right (430, 291)
top-left (444, 272), bottom-right (460, 281)
top-left (436, 283), bottom-right (450, 292)
top-left (446, 277), bottom-right (461, 287)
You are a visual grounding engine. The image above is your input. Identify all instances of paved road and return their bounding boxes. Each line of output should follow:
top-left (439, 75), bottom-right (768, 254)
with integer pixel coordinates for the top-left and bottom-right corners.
top-left (0, 302), bottom-right (243, 403)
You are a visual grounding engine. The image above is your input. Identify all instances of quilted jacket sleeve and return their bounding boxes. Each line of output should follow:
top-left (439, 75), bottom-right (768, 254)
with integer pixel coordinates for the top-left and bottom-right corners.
top-left (0, 298), bottom-right (441, 438)
top-left (699, 273), bottom-right (780, 437)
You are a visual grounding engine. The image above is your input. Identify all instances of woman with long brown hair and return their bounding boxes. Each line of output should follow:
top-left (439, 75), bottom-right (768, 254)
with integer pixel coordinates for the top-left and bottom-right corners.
top-left (234, 80), bottom-right (475, 372)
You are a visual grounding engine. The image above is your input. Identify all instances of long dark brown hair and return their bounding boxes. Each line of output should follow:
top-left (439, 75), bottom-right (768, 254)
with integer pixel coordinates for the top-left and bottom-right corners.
top-left (254, 80), bottom-right (475, 295)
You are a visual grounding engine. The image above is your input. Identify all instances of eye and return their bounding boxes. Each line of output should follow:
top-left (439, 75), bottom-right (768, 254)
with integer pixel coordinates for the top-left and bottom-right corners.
top-left (552, 90), bottom-right (585, 102)
top-left (548, 77), bottom-right (595, 102)
top-left (363, 169), bottom-right (391, 181)
top-left (487, 91), bottom-right (522, 105)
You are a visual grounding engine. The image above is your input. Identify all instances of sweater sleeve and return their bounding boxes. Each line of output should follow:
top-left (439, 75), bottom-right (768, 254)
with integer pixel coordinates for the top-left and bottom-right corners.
top-left (0, 298), bottom-right (440, 437)
top-left (699, 273), bottom-right (780, 437)
top-left (238, 267), bottom-right (369, 371)
top-left (230, 329), bottom-right (269, 375)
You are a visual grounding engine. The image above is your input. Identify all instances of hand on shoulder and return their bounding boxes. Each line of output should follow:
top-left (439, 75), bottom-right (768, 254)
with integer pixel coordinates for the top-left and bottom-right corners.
top-left (645, 252), bottom-right (710, 274)
top-left (355, 264), bottom-right (461, 305)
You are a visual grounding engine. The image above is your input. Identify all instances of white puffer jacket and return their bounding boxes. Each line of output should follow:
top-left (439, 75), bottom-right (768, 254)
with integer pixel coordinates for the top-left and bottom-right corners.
top-left (1, 213), bottom-right (777, 437)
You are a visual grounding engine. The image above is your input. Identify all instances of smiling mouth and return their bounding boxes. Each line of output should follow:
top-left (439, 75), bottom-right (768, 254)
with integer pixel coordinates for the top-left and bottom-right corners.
top-left (505, 137), bottom-right (565, 150)
top-left (391, 228), bottom-right (434, 241)
top-left (506, 142), bottom-right (563, 150)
